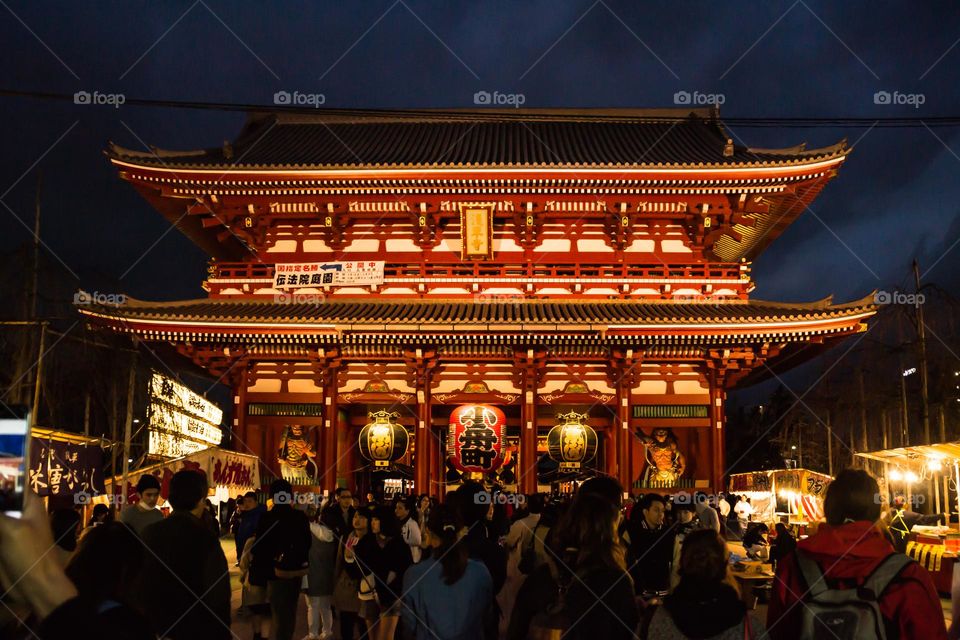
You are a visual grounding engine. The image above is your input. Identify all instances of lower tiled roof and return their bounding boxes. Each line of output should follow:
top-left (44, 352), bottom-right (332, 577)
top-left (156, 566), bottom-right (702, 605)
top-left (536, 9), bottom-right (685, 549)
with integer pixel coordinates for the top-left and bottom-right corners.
top-left (78, 295), bottom-right (875, 328)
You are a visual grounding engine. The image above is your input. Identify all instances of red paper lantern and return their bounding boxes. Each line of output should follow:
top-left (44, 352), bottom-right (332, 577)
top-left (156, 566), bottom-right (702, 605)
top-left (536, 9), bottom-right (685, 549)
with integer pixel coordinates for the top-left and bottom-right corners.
top-left (447, 404), bottom-right (506, 473)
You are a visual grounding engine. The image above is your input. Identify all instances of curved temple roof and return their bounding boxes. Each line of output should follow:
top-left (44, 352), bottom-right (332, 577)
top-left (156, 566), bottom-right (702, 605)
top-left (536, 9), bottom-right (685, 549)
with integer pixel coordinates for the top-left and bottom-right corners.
top-left (107, 107), bottom-right (847, 171)
top-left (77, 294), bottom-right (875, 342)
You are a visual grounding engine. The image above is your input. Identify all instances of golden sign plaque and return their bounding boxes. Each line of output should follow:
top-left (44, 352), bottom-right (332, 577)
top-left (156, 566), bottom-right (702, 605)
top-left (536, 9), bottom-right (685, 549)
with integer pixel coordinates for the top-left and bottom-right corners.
top-left (459, 203), bottom-right (495, 259)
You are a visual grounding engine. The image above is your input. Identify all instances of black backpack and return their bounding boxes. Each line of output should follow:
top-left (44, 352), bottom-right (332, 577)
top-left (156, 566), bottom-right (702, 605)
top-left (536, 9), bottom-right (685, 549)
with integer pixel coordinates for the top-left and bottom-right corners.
top-left (796, 550), bottom-right (913, 640)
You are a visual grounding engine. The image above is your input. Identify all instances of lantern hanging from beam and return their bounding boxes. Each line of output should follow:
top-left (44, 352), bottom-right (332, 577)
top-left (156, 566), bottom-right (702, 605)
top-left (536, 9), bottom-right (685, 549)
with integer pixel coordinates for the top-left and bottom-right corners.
top-left (447, 404), bottom-right (506, 474)
top-left (547, 411), bottom-right (598, 471)
top-left (359, 410), bottom-right (408, 468)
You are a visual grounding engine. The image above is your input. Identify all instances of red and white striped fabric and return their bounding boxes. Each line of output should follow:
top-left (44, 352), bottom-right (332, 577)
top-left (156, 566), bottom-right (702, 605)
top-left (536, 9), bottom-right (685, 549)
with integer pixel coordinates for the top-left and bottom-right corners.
top-left (799, 494), bottom-right (823, 521)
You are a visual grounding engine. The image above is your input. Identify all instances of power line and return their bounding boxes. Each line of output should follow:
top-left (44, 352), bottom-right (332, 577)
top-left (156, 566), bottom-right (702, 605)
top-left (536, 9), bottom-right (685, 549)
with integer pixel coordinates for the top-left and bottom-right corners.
top-left (2, 88), bottom-right (960, 128)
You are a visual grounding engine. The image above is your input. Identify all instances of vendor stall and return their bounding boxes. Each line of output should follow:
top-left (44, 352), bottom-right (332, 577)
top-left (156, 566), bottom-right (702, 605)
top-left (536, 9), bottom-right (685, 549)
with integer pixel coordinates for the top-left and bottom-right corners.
top-left (104, 446), bottom-right (261, 509)
top-left (856, 442), bottom-right (960, 522)
top-left (857, 442), bottom-right (960, 595)
top-left (728, 468), bottom-right (832, 525)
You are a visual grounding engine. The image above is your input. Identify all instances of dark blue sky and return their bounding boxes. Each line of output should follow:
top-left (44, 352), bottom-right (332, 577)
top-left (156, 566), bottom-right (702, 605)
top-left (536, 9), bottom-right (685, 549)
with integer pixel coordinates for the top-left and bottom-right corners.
top-left (2, 1), bottom-right (959, 306)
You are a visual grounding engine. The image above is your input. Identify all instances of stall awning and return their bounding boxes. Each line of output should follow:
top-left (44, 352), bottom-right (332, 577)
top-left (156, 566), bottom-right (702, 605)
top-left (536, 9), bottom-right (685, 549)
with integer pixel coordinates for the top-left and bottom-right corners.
top-left (856, 442), bottom-right (960, 467)
top-left (729, 468), bottom-right (832, 494)
top-left (107, 447), bottom-right (261, 495)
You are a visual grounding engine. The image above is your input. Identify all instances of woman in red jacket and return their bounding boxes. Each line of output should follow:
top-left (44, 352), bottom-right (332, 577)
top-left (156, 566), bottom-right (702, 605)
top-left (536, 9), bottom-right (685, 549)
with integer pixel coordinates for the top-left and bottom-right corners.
top-left (767, 468), bottom-right (947, 640)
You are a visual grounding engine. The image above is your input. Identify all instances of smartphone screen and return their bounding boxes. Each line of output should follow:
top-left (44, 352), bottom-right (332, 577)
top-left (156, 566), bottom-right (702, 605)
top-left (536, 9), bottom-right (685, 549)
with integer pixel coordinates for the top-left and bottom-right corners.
top-left (0, 408), bottom-right (30, 518)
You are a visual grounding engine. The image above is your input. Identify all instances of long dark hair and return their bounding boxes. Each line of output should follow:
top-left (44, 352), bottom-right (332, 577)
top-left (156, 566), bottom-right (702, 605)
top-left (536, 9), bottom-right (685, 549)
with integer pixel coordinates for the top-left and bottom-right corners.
top-left (426, 504), bottom-right (468, 585)
top-left (396, 494), bottom-right (420, 523)
top-left (678, 529), bottom-right (730, 584)
top-left (556, 492), bottom-right (626, 572)
top-left (67, 522), bottom-right (144, 604)
top-left (665, 529), bottom-right (745, 635)
top-left (375, 504), bottom-right (402, 539)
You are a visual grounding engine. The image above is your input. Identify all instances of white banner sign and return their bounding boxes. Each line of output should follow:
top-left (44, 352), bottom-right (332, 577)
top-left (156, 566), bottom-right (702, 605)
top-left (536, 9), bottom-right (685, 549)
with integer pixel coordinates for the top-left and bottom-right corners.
top-left (148, 401), bottom-right (222, 445)
top-left (148, 431), bottom-right (208, 458)
top-left (273, 261), bottom-right (384, 289)
top-left (148, 373), bottom-right (223, 458)
top-left (149, 373), bottom-right (223, 425)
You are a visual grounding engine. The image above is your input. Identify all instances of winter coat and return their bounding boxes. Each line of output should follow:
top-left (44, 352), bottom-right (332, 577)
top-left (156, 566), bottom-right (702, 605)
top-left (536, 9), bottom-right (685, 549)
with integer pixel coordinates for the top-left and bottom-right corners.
top-left (354, 533), bottom-right (414, 607)
top-left (134, 511), bottom-right (231, 640)
top-left (767, 520), bottom-right (948, 640)
top-left (649, 580), bottom-right (767, 639)
top-left (332, 533), bottom-right (362, 613)
top-left (305, 522), bottom-right (338, 597)
top-left (402, 557), bottom-right (492, 640)
top-left (249, 504), bottom-right (311, 586)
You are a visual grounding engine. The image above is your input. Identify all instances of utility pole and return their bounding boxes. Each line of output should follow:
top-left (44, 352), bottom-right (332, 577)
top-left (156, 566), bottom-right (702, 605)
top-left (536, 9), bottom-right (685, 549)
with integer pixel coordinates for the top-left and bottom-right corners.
top-left (27, 174), bottom-right (42, 408)
top-left (898, 352), bottom-right (910, 446)
top-left (30, 323), bottom-right (46, 431)
top-left (798, 423), bottom-right (804, 469)
top-left (913, 260), bottom-right (931, 445)
top-left (83, 392), bottom-right (91, 437)
top-left (110, 377), bottom-right (119, 514)
top-left (858, 369), bottom-right (869, 455)
top-left (826, 409), bottom-right (833, 476)
top-left (120, 353), bottom-right (137, 506)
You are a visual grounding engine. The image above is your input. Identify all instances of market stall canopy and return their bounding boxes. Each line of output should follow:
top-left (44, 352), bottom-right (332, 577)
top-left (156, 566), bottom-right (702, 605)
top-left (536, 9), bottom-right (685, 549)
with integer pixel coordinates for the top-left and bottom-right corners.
top-left (856, 443), bottom-right (960, 467)
top-left (106, 447), bottom-right (261, 498)
top-left (729, 468), bottom-right (832, 495)
top-left (729, 468), bottom-right (832, 523)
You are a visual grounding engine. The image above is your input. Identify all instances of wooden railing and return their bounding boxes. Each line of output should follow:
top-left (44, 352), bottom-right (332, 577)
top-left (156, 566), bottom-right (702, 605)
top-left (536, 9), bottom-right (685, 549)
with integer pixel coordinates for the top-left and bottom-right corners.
top-left (209, 261), bottom-right (748, 281)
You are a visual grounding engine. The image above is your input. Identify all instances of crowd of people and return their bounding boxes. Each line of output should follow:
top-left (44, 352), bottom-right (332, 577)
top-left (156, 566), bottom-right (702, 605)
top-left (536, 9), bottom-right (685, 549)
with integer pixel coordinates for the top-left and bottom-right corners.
top-left (0, 467), bottom-right (954, 639)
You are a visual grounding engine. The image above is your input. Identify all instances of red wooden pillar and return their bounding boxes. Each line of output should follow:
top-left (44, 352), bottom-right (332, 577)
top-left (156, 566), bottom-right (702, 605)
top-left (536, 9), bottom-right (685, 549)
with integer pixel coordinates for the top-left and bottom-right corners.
top-left (709, 369), bottom-right (725, 493)
top-left (320, 350), bottom-right (341, 494)
top-left (521, 398), bottom-right (537, 494)
top-left (516, 348), bottom-right (544, 495)
top-left (416, 391), bottom-right (432, 496)
top-left (429, 407), bottom-right (445, 501)
top-left (611, 349), bottom-right (640, 494)
top-left (336, 408), bottom-right (351, 490)
top-left (617, 383), bottom-right (632, 492)
top-left (233, 360), bottom-right (249, 453)
top-left (406, 348), bottom-right (438, 498)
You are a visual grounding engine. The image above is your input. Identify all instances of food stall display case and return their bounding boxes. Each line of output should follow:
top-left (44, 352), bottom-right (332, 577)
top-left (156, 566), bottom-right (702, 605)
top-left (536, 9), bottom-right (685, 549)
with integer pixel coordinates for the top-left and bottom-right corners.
top-left (728, 468), bottom-right (832, 525)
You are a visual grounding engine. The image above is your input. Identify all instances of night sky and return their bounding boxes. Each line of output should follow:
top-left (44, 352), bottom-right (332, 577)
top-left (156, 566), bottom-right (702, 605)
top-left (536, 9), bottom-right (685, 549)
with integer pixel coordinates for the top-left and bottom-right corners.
top-left (2, 2), bottom-right (959, 321)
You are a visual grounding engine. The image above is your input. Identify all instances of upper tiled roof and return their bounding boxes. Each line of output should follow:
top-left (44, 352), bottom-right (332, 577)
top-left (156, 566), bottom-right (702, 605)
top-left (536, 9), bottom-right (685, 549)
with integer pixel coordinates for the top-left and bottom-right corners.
top-left (78, 295), bottom-right (875, 328)
top-left (107, 108), bottom-right (847, 170)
